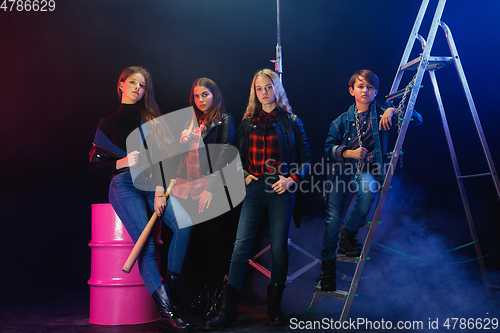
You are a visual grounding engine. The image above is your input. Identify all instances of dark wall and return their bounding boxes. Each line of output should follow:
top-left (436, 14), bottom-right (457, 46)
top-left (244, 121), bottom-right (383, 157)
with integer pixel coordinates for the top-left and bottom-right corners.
top-left (1, 0), bottom-right (499, 295)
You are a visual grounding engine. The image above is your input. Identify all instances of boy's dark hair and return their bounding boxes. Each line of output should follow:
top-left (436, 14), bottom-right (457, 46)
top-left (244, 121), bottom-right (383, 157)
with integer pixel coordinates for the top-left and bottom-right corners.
top-left (349, 69), bottom-right (380, 90)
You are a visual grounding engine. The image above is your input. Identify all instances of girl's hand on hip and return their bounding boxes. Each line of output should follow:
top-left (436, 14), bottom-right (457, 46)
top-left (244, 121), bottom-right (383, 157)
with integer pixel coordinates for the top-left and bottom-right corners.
top-left (245, 174), bottom-right (258, 185)
top-left (272, 175), bottom-right (296, 194)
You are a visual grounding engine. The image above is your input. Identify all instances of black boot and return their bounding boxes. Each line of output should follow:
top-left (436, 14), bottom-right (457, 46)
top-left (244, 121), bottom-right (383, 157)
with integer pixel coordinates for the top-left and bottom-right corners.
top-left (166, 270), bottom-right (184, 307)
top-left (152, 284), bottom-right (191, 331)
top-left (203, 283), bottom-right (223, 322)
top-left (189, 284), bottom-right (208, 314)
top-left (267, 283), bottom-right (286, 326)
top-left (338, 228), bottom-right (362, 257)
top-left (203, 284), bottom-right (239, 331)
top-left (317, 259), bottom-right (336, 291)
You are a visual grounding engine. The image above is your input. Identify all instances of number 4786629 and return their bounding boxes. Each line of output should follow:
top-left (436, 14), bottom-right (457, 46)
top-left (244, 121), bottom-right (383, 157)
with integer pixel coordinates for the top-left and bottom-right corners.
top-left (1, 0), bottom-right (56, 12)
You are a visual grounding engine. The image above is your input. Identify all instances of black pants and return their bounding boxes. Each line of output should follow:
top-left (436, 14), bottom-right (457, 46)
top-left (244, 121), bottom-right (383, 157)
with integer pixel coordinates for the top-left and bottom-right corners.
top-left (177, 195), bottom-right (241, 289)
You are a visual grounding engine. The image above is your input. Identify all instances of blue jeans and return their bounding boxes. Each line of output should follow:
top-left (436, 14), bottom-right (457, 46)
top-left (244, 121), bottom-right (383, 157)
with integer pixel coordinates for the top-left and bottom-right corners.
top-left (109, 171), bottom-right (192, 294)
top-left (227, 174), bottom-right (295, 292)
top-left (321, 171), bottom-right (377, 261)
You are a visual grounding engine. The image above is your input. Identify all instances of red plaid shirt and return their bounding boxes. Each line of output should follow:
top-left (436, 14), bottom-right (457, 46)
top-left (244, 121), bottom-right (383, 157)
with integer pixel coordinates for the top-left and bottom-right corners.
top-left (172, 115), bottom-right (209, 200)
top-left (248, 109), bottom-right (281, 175)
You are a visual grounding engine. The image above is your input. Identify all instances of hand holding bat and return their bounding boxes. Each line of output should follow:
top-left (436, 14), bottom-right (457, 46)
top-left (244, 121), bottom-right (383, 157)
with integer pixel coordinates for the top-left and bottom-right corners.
top-left (122, 179), bottom-right (177, 274)
top-left (181, 115), bottom-right (196, 143)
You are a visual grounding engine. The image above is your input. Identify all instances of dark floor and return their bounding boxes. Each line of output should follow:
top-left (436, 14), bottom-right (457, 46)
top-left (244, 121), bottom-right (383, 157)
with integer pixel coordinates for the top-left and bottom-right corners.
top-left (0, 292), bottom-right (305, 333)
top-left (0, 291), bottom-right (404, 333)
top-left (2, 252), bottom-right (499, 333)
top-left (2, 281), bottom-right (499, 333)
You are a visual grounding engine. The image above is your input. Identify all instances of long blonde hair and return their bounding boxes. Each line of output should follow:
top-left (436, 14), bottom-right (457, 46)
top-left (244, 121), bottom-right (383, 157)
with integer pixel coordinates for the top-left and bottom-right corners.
top-left (117, 66), bottom-right (174, 156)
top-left (243, 69), bottom-right (292, 119)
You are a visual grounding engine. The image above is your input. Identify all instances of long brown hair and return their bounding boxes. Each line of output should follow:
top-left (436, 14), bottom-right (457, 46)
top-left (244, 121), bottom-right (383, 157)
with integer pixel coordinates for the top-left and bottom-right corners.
top-left (189, 77), bottom-right (225, 124)
top-left (118, 66), bottom-right (161, 121)
top-left (243, 69), bottom-right (292, 119)
top-left (117, 66), bottom-right (174, 155)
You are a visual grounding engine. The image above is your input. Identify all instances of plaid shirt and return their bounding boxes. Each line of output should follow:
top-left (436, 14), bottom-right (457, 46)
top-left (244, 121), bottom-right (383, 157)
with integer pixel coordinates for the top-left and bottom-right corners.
top-left (248, 109), bottom-right (281, 175)
top-left (172, 117), bottom-right (209, 200)
top-left (344, 110), bottom-right (376, 165)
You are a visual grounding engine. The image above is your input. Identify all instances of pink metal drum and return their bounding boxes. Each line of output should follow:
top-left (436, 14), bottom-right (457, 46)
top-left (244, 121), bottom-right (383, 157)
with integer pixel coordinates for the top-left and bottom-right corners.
top-left (88, 203), bottom-right (159, 325)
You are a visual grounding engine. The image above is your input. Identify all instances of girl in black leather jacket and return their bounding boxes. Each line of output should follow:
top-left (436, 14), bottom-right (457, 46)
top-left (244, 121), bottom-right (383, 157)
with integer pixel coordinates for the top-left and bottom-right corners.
top-left (172, 78), bottom-right (238, 322)
top-left (205, 69), bottom-right (312, 330)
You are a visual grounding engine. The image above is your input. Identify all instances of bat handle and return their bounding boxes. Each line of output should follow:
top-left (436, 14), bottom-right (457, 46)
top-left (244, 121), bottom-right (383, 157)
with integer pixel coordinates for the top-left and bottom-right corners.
top-left (121, 179), bottom-right (177, 273)
top-left (182, 115), bottom-right (196, 143)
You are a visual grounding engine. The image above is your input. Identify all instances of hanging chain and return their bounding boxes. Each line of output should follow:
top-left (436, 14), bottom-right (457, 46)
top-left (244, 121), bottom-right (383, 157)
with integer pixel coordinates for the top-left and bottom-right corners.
top-left (392, 54), bottom-right (428, 167)
top-left (353, 104), bottom-right (363, 180)
top-left (392, 77), bottom-right (412, 168)
top-left (354, 54), bottom-right (427, 177)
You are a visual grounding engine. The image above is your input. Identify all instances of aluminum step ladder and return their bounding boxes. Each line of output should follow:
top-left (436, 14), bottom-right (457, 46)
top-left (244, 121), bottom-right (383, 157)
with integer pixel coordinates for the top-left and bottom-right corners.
top-left (309, 0), bottom-right (500, 321)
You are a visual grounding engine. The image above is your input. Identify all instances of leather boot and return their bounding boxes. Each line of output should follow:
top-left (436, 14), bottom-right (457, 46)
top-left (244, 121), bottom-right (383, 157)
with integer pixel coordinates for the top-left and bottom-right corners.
top-left (338, 228), bottom-right (362, 257)
top-left (203, 284), bottom-right (239, 331)
top-left (317, 259), bottom-right (336, 291)
top-left (152, 284), bottom-right (192, 331)
top-left (203, 283), bottom-right (223, 322)
top-left (166, 270), bottom-right (184, 307)
top-left (267, 283), bottom-right (286, 326)
top-left (189, 284), bottom-right (208, 314)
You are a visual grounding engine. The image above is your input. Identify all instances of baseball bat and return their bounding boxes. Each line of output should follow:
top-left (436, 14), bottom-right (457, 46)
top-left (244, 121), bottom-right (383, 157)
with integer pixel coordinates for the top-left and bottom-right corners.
top-left (122, 179), bottom-right (177, 274)
top-left (182, 114), bottom-right (196, 143)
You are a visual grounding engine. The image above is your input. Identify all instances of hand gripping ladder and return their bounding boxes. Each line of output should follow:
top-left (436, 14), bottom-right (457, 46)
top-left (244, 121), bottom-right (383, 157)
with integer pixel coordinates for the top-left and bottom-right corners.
top-left (309, 0), bottom-right (500, 321)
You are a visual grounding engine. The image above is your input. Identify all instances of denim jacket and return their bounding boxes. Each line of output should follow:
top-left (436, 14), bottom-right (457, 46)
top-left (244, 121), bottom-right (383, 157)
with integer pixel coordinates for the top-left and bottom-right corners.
top-left (324, 100), bottom-right (422, 188)
top-left (238, 108), bottom-right (312, 181)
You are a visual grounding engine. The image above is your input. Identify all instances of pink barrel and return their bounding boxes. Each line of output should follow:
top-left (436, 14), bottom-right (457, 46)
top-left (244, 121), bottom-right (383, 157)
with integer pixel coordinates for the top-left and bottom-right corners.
top-left (88, 203), bottom-right (159, 325)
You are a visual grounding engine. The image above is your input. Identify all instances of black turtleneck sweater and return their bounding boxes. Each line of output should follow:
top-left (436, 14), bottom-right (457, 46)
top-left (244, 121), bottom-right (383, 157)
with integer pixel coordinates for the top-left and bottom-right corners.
top-left (89, 103), bottom-right (142, 177)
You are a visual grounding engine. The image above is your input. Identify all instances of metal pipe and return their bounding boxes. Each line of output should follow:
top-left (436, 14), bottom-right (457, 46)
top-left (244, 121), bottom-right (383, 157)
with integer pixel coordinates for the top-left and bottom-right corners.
top-left (275, 0), bottom-right (282, 81)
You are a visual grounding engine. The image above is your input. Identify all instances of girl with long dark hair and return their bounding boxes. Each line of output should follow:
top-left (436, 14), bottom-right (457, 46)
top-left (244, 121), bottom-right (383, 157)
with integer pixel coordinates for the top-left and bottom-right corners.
top-left (173, 77), bottom-right (237, 322)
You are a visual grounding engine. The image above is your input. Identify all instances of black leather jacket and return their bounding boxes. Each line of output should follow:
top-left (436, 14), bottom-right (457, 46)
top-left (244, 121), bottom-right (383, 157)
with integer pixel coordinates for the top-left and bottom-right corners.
top-left (178, 112), bottom-right (237, 192)
top-left (238, 108), bottom-right (312, 181)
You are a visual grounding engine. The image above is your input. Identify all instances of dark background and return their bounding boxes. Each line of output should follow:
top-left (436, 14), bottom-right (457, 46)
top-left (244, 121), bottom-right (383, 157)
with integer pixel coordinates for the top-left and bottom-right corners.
top-left (1, 0), bottom-right (499, 316)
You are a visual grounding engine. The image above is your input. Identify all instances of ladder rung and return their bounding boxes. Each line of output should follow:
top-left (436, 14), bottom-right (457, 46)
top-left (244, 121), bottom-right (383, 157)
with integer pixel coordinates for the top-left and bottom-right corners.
top-left (386, 86), bottom-right (424, 101)
top-left (386, 88), bottom-right (406, 102)
top-left (336, 255), bottom-right (359, 263)
top-left (401, 56), bottom-right (453, 71)
top-left (458, 172), bottom-right (492, 179)
top-left (314, 286), bottom-right (348, 300)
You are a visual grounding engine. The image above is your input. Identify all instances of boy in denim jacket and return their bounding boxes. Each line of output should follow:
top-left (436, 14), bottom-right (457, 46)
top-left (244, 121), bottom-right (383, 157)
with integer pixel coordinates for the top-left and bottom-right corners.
top-left (318, 70), bottom-right (422, 291)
